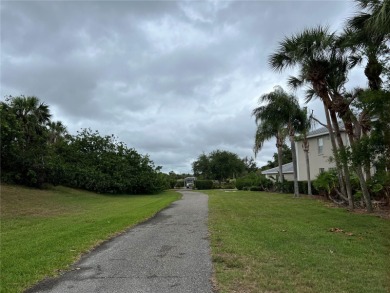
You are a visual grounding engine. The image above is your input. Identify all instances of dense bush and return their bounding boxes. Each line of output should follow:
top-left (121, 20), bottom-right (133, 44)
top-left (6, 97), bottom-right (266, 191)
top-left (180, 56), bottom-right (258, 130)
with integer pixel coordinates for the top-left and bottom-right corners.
top-left (195, 180), bottom-right (214, 190)
top-left (236, 172), bottom-right (272, 191)
top-left (174, 179), bottom-right (184, 188)
top-left (0, 96), bottom-right (168, 194)
top-left (221, 182), bottom-right (236, 189)
top-left (313, 170), bottom-right (339, 197)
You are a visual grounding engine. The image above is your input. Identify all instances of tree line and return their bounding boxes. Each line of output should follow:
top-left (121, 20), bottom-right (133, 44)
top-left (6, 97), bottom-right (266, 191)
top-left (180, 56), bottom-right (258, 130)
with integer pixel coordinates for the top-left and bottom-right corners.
top-left (253, 0), bottom-right (390, 212)
top-left (192, 150), bottom-right (257, 181)
top-left (0, 96), bottom-right (169, 194)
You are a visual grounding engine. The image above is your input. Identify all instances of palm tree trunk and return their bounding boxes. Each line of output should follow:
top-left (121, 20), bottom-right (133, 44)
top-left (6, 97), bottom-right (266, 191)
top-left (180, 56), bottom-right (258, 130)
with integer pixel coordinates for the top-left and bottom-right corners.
top-left (323, 104), bottom-right (349, 203)
top-left (342, 116), bottom-right (373, 212)
top-left (290, 134), bottom-right (299, 197)
top-left (303, 142), bottom-right (312, 195)
top-left (329, 110), bottom-right (354, 210)
top-left (276, 134), bottom-right (284, 184)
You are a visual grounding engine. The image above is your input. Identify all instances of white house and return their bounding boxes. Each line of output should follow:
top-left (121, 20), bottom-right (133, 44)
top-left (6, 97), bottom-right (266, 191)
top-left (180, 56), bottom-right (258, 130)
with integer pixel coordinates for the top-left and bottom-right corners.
top-left (262, 125), bottom-right (349, 181)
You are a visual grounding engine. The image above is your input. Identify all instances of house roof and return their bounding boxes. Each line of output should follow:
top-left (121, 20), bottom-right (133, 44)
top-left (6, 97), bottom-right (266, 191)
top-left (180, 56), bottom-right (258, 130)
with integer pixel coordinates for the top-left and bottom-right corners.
top-left (306, 122), bottom-right (345, 139)
top-left (261, 162), bottom-right (293, 175)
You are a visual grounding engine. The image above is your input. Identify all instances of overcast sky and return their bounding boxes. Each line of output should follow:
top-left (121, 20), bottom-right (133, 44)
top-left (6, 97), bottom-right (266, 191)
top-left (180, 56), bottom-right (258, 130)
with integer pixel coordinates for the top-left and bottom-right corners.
top-left (1, 0), bottom-right (367, 174)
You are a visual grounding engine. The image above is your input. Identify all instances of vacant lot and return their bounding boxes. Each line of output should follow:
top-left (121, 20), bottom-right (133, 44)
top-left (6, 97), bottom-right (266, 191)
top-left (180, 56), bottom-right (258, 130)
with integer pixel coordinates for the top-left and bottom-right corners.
top-left (205, 190), bottom-right (390, 293)
top-left (0, 184), bottom-right (180, 293)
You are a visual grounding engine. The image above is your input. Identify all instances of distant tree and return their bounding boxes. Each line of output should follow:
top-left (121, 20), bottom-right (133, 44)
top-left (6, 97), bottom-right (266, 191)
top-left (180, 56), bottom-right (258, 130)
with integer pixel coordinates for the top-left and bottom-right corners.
top-left (192, 153), bottom-right (211, 179)
top-left (47, 121), bottom-right (68, 144)
top-left (209, 150), bottom-right (246, 181)
top-left (260, 144), bottom-right (292, 170)
top-left (192, 150), bottom-right (246, 181)
top-left (1, 96), bottom-right (52, 186)
top-left (242, 156), bottom-right (258, 173)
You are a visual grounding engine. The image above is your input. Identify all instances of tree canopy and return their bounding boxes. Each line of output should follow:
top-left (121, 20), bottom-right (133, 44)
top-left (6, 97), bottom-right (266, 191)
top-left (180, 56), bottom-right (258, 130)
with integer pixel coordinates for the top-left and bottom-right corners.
top-left (0, 96), bottom-right (168, 194)
top-left (192, 150), bottom-right (247, 181)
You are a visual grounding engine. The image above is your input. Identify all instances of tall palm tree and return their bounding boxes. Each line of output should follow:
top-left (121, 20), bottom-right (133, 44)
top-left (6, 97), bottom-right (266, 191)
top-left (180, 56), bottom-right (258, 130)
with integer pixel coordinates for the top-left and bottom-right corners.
top-left (253, 86), bottom-right (304, 196)
top-left (253, 116), bottom-right (286, 184)
top-left (269, 26), bottom-right (356, 209)
top-left (341, 7), bottom-right (388, 90)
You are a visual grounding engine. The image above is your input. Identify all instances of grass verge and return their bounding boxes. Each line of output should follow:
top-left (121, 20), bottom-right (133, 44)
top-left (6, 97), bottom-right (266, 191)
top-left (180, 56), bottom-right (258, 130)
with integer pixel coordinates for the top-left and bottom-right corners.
top-left (0, 184), bottom-right (180, 293)
top-left (205, 190), bottom-right (390, 293)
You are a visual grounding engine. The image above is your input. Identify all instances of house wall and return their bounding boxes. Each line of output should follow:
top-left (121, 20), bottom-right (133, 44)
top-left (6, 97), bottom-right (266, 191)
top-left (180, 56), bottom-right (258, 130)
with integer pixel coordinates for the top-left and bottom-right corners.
top-left (295, 132), bottom-right (349, 181)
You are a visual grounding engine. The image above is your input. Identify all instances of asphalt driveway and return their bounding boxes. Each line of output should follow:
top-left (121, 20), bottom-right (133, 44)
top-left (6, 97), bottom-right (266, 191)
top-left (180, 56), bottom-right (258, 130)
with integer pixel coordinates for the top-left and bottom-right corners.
top-left (27, 190), bottom-right (213, 293)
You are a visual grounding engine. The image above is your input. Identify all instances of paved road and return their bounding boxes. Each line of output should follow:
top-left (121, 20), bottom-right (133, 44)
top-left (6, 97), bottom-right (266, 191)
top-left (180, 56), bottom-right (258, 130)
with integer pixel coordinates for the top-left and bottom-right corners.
top-left (27, 190), bottom-right (213, 293)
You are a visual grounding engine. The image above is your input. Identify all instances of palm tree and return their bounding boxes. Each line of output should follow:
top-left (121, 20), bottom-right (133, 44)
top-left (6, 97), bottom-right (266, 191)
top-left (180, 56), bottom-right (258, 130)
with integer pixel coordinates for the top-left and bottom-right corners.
top-left (47, 121), bottom-right (68, 144)
top-left (355, 0), bottom-right (390, 36)
top-left (269, 26), bottom-right (356, 208)
top-left (253, 86), bottom-right (304, 196)
top-left (300, 107), bottom-right (316, 196)
top-left (341, 6), bottom-right (388, 90)
top-left (10, 96), bottom-right (51, 144)
top-left (253, 116), bottom-right (286, 184)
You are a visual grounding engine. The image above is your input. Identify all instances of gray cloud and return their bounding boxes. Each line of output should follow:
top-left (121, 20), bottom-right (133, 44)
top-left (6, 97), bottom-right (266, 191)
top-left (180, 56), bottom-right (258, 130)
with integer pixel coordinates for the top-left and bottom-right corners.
top-left (1, 1), bottom-right (359, 173)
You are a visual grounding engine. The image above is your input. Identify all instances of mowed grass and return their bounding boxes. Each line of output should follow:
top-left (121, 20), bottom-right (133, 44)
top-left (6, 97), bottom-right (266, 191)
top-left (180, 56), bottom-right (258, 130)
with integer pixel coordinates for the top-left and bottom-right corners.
top-left (0, 184), bottom-right (180, 293)
top-left (205, 190), bottom-right (390, 293)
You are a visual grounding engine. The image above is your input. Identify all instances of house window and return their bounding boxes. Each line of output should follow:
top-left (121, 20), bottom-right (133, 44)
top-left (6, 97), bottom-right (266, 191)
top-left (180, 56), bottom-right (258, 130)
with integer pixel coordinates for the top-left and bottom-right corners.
top-left (319, 168), bottom-right (325, 174)
top-left (318, 137), bottom-right (324, 155)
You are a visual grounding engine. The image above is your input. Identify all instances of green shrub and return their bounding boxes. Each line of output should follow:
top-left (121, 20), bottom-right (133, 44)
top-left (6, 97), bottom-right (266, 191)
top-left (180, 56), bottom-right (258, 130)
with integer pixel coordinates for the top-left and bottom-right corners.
top-left (236, 172), bottom-right (272, 191)
top-left (174, 179), bottom-right (184, 188)
top-left (274, 181), bottom-right (294, 193)
top-left (195, 180), bottom-right (214, 190)
top-left (221, 182), bottom-right (236, 189)
top-left (313, 170), bottom-right (339, 196)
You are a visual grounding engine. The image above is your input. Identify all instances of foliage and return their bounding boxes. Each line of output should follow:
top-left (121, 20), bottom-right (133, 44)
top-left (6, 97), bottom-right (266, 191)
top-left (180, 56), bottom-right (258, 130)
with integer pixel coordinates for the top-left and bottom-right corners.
top-left (0, 96), bottom-right (167, 194)
top-left (192, 150), bottom-right (246, 181)
top-left (242, 156), bottom-right (258, 173)
top-left (194, 180), bottom-right (214, 190)
top-left (274, 180), bottom-right (294, 193)
top-left (1, 96), bottom-right (52, 187)
top-left (236, 172), bottom-right (272, 191)
top-left (368, 170), bottom-right (390, 203)
top-left (260, 144), bottom-right (292, 170)
top-left (313, 170), bottom-right (339, 197)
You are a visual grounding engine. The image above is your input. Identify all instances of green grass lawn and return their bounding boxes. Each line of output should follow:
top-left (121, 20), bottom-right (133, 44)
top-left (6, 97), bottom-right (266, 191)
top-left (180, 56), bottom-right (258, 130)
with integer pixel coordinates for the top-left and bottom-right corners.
top-left (205, 190), bottom-right (390, 293)
top-left (0, 184), bottom-right (180, 293)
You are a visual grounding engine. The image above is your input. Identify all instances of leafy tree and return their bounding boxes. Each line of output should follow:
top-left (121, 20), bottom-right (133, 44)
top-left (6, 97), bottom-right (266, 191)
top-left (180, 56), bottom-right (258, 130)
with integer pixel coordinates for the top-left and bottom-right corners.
top-left (192, 150), bottom-right (246, 181)
top-left (192, 153), bottom-right (211, 179)
top-left (261, 144), bottom-right (292, 170)
top-left (242, 156), bottom-right (258, 173)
